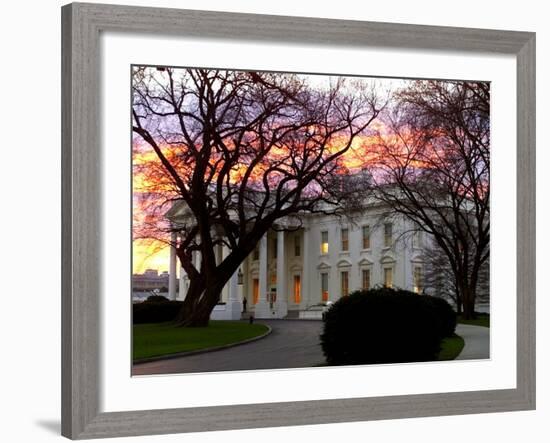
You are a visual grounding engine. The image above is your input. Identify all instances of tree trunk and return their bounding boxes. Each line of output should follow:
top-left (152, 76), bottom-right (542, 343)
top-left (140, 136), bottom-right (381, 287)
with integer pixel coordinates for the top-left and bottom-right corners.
top-left (174, 266), bottom-right (237, 327)
top-left (177, 285), bottom-right (225, 327)
top-left (453, 280), bottom-right (463, 315)
top-left (173, 278), bottom-right (205, 326)
top-left (455, 295), bottom-right (463, 316)
top-left (460, 285), bottom-right (476, 320)
top-left (173, 246), bottom-right (252, 327)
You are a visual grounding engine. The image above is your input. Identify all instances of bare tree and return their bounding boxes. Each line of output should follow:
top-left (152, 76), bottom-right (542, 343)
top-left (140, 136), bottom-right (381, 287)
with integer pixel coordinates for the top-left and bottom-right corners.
top-left (369, 80), bottom-right (490, 319)
top-left (423, 236), bottom-right (490, 314)
top-left (132, 67), bottom-right (382, 326)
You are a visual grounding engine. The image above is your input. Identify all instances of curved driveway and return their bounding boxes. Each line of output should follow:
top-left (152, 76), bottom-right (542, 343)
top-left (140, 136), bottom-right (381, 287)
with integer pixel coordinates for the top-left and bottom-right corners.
top-left (454, 324), bottom-right (490, 360)
top-left (133, 320), bottom-right (325, 376)
top-left (132, 320), bottom-right (490, 376)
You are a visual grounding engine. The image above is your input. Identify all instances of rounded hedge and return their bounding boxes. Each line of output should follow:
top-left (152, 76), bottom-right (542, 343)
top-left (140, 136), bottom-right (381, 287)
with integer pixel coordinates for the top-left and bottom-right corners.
top-left (422, 295), bottom-right (457, 338)
top-left (132, 300), bottom-right (183, 324)
top-left (145, 294), bottom-right (170, 303)
top-left (320, 288), bottom-right (443, 365)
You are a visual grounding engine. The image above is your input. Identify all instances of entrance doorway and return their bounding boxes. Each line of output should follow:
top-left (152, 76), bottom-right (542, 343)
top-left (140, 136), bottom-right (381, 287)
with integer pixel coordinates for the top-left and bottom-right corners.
top-left (252, 278), bottom-right (259, 304)
top-left (293, 275), bottom-right (301, 303)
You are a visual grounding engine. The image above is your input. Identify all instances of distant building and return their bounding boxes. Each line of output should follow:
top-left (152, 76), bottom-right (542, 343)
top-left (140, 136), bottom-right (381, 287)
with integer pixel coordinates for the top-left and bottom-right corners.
top-left (132, 268), bottom-right (174, 292)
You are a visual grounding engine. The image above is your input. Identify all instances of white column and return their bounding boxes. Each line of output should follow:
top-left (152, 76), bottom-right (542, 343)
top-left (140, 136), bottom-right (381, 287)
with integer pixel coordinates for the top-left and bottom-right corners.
top-left (168, 231), bottom-right (177, 301)
top-left (225, 269), bottom-right (241, 320)
top-left (222, 244), bottom-right (242, 320)
top-left (178, 266), bottom-right (186, 301)
top-left (302, 227), bottom-right (310, 309)
top-left (220, 245), bottom-right (227, 302)
top-left (193, 248), bottom-right (201, 271)
top-left (255, 234), bottom-right (270, 318)
top-left (275, 230), bottom-right (288, 318)
top-left (229, 271), bottom-right (239, 302)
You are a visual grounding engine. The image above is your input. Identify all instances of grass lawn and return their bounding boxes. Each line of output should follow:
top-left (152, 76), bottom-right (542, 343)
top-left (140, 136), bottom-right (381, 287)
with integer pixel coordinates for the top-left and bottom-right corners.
top-left (133, 320), bottom-right (270, 361)
top-left (438, 334), bottom-right (465, 361)
top-left (457, 313), bottom-right (490, 328)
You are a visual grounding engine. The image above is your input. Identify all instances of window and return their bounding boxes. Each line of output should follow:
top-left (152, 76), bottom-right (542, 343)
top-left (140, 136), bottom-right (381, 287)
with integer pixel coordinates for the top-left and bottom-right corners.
top-left (252, 246), bottom-right (259, 261)
top-left (384, 267), bottom-right (393, 288)
top-left (384, 223), bottom-right (393, 247)
top-left (272, 238), bottom-right (278, 258)
top-left (362, 269), bottom-right (371, 290)
top-left (341, 271), bottom-right (349, 296)
top-left (294, 235), bottom-right (301, 257)
top-left (341, 228), bottom-right (349, 251)
top-left (321, 272), bottom-right (329, 301)
top-left (320, 230), bottom-right (329, 254)
top-left (293, 275), bottom-right (301, 303)
top-left (252, 278), bottom-right (259, 304)
top-left (362, 225), bottom-right (370, 249)
top-left (413, 266), bottom-right (423, 293)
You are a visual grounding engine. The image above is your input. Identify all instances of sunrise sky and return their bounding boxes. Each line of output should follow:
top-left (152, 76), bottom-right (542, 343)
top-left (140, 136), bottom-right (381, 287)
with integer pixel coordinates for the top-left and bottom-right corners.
top-left (132, 134), bottom-right (381, 274)
top-left (132, 70), bottom-right (417, 275)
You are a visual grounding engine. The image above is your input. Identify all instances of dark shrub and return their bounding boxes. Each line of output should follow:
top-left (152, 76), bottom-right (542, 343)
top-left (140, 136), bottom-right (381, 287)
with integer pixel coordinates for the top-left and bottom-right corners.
top-left (133, 301), bottom-right (183, 324)
top-left (145, 294), bottom-right (170, 303)
top-left (422, 295), bottom-right (457, 337)
top-left (320, 288), bottom-right (442, 365)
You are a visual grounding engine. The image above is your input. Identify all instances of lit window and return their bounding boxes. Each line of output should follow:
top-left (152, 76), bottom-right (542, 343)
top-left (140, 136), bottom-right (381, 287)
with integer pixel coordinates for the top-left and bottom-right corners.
top-left (384, 267), bottom-right (393, 288)
top-left (293, 275), bottom-right (301, 303)
top-left (384, 223), bottom-right (393, 247)
top-left (362, 269), bottom-right (370, 290)
top-left (341, 271), bottom-right (349, 296)
top-left (362, 225), bottom-right (370, 249)
top-left (321, 272), bottom-right (329, 301)
top-left (413, 266), bottom-right (423, 293)
top-left (294, 235), bottom-right (301, 257)
top-left (320, 230), bottom-right (329, 254)
top-left (341, 228), bottom-right (349, 251)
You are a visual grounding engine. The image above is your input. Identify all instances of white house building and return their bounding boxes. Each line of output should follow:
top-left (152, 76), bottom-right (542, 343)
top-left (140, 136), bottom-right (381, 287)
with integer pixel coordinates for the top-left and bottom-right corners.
top-left (165, 201), bottom-right (429, 320)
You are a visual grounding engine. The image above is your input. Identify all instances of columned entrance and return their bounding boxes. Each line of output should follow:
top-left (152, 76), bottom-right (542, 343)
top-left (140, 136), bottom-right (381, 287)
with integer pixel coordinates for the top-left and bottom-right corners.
top-left (167, 227), bottom-right (308, 320)
top-left (254, 230), bottom-right (289, 319)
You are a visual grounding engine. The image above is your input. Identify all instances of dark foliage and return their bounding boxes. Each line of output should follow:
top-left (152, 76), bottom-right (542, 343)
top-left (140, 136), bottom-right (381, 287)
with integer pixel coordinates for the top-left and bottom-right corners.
top-left (145, 294), bottom-right (170, 303)
top-left (133, 301), bottom-right (183, 324)
top-left (422, 294), bottom-right (457, 337)
top-left (320, 288), bottom-right (443, 365)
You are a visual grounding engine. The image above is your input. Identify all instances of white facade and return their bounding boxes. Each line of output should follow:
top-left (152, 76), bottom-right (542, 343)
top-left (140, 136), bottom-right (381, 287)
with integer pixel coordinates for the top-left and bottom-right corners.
top-left (168, 205), bottom-right (429, 320)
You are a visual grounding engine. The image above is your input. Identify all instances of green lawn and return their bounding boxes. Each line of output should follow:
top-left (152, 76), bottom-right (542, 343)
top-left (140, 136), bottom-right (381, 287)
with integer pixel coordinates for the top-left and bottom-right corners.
top-left (457, 313), bottom-right (490, 328)
top-left (438, 334), bottom-right (465, 361)
top-left (133, 320), bottom-right (270, 361)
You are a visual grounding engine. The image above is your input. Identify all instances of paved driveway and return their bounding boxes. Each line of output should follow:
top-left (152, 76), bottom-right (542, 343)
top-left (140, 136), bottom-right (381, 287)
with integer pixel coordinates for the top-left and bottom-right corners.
top-left (133, 320), bottom-right (325, 376)
top-left (455, 324), bottom-right (490, 360)
top-left (132, 320), bottom-right (490, 376)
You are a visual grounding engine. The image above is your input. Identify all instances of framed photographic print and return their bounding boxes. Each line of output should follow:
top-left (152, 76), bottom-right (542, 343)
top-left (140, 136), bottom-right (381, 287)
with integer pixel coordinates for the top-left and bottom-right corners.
top-left (61, 2), bottom-right (535, 439)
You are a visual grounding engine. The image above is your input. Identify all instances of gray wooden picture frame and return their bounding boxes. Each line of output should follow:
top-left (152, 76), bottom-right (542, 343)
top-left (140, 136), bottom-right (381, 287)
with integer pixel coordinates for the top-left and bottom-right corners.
top-left (61, 2), bottom-right (536, 439)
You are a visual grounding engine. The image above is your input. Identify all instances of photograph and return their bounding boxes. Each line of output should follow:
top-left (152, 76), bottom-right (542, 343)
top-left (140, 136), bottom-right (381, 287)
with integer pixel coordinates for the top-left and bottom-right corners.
top-left (131, 66), bottom-right (490, 376)
top-left (0, 0), bottom-right (541, 441)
